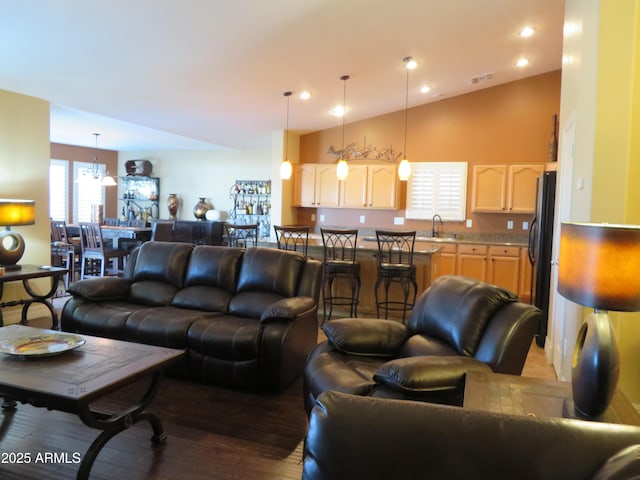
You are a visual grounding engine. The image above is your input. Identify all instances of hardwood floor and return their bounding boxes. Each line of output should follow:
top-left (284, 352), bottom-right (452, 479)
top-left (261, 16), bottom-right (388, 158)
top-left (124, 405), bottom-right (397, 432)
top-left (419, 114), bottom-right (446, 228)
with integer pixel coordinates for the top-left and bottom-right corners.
top-left (0, 297), bottom-right (555, 479)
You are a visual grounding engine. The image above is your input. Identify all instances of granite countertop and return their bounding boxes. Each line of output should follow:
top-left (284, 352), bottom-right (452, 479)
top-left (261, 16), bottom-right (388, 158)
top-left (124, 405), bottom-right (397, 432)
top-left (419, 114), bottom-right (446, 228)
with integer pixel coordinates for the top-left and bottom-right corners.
top-left (303, 231), bottom-right (529, 248)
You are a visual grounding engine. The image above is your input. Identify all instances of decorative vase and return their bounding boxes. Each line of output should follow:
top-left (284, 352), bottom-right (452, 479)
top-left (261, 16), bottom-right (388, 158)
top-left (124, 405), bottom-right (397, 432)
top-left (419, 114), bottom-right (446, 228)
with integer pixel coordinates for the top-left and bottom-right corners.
top-left (193, 197), bottom-right (211, 221)
top-left (167, 194), bottom-right (179, 220)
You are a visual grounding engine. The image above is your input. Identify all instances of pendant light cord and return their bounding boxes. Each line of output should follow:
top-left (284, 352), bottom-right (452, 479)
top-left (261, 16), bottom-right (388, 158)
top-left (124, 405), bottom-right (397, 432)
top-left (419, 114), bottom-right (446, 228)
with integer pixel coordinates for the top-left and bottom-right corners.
top-left (340, 75), bottom-right (349, 158)
top-left (403, 64), bottom-right (409, 157)
top-left (283, 91), bottom-right (292, 162)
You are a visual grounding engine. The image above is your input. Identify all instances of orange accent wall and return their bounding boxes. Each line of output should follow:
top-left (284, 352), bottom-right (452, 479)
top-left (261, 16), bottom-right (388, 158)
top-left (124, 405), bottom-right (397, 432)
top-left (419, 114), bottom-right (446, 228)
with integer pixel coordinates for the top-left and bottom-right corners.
top-left (297, 70), bottom-right (561, 234)
top-left (50, 143), bottom-right (119, 220)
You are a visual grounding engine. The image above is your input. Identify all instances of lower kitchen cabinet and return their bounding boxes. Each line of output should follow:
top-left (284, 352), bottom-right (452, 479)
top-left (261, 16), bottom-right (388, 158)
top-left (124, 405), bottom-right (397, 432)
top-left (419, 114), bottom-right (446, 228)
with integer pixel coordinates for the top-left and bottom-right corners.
top-left (456, 244), bottom-right (488, 282)
top-left (487, 245), bottom-right (521, 294)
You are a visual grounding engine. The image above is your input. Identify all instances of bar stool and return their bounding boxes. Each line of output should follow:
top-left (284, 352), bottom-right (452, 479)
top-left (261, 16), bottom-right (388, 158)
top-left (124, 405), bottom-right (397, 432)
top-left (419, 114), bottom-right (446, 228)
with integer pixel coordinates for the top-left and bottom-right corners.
top-left (374, 230), bottom-right (418, 323)
top-left (225, 223), bottom-right (258, 248)
top-left (274, 225), bottom-right (309, 255)
top-left (320, 228), bottom-right (360, 323)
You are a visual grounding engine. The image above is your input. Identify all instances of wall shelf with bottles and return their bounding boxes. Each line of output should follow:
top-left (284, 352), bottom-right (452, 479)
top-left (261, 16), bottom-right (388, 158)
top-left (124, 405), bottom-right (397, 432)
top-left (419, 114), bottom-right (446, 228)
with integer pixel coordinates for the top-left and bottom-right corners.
top-left (229, 180), bottom-right (271, 239)
top-left (119, 175), bottom-right (160, 224)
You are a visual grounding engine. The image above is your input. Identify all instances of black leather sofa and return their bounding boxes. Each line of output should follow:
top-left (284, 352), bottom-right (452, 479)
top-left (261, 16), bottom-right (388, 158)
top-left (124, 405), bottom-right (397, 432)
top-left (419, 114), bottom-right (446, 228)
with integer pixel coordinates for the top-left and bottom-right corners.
top-left (61, 241), bottom-right (323, 392)
top-left (303, 275), bottom-right (540, 412)
top-left (303, 391), bottom-right (640, 480)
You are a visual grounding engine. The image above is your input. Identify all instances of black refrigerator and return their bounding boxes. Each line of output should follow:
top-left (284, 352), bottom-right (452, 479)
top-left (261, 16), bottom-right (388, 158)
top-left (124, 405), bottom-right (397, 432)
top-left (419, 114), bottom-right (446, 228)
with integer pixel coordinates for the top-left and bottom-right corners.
top-left (528, 170), bottom-right (556, 348)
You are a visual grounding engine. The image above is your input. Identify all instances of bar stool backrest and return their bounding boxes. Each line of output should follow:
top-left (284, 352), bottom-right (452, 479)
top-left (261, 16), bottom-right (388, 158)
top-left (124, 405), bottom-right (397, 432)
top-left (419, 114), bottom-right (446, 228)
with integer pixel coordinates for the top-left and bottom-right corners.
top-left (376, 230), bottom-right (416, 268)
top-left (226, 223), bottom-right (258, 248)
top-left (274, 225), bottom-right (309, 255)
top-left (321, 228), bottom-right (359, 264)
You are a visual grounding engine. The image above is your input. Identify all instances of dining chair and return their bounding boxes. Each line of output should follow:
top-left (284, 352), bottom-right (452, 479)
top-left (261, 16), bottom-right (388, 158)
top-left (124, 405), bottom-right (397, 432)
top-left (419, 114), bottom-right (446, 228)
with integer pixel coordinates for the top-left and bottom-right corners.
top-left (118, 218), bottom-right (148, 253)
top-left (50, 220), bottom-right (81, 288)
top-left (374, 230), bottom-right (418, 323)
top-left (103, 217), bottom-right (120, 226)
top-left (151, 221), bottom-right (175, 241)
top-left (225, 223), bottom-right (258, 248)
top-left (78, 222), bottom-right (128, 279)
top-left (274, 225), bottom-right (309, 256)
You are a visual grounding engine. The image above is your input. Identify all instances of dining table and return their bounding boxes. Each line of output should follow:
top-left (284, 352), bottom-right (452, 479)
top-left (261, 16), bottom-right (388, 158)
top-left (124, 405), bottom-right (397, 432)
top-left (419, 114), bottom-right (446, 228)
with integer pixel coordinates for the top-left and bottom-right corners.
top-left (67, 224), bottom-right (152, 249)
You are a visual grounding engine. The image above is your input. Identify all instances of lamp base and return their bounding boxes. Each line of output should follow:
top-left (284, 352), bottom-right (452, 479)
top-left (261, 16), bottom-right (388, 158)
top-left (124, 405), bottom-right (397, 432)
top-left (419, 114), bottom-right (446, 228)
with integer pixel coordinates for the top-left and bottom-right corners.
top-left (562, 398), bottom-right (608, 422)
top-left (570, 311), bottom-right (620, 419)
top-left (0, 228), bottom-right (26, 269)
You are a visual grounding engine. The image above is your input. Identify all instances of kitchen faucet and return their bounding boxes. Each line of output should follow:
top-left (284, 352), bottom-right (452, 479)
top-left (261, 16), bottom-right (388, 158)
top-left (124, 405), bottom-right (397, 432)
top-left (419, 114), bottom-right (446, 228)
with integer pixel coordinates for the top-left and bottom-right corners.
top-left (431, 214), bottom-right (443, 238)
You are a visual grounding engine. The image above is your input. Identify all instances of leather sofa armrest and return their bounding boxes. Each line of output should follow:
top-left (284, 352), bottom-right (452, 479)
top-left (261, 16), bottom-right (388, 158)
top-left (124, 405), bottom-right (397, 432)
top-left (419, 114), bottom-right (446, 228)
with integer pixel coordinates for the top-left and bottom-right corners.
top-left (373, 356), bottom-right (491, 393)
top-left (322, 318), bottom-right (407, 356)
top-left (67, 277), bottom-right (131, 301)
top-left (260, 296), bottom-right (316, 323)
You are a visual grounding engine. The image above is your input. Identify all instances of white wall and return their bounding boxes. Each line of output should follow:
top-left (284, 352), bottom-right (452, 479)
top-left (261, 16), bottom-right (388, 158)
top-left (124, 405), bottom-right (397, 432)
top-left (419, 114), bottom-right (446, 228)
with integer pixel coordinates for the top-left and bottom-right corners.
top-left (119, 146), bottom-right (273, 221)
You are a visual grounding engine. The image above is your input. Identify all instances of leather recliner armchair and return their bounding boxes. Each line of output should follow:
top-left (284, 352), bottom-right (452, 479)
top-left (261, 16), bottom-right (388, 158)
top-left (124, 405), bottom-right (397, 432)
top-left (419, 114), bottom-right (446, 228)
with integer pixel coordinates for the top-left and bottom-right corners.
top-left (303, 391), bottom-right (640, 480)
top-left (303, 275), bottom-right (540, 412)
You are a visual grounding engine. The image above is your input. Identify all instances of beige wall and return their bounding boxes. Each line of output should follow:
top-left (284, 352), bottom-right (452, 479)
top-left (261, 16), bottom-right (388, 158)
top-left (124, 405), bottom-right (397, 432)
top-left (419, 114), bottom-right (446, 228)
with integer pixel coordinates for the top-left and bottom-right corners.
top-left (296, 71), bottom-right (561, 233)
top-left (118, 147), bottom-right (273, 222)
top-left (0, 89), bottom-right (51, 322)
top-left (551, 0), bottom-right (640, 404)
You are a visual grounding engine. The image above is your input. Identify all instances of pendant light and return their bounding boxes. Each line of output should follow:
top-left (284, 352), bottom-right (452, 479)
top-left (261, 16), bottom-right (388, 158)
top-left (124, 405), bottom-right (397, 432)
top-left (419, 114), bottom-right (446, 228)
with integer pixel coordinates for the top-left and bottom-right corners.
top-left (398, 57), bottom-right (415, 181)
top-left (280, 91), bottom-right (293, 180)
top-left (96, 133), bottom-right (117, 186)
top-left (336, 75), bottom-right (350, 181)
top-left (76, 133), bottom-right (116, 186)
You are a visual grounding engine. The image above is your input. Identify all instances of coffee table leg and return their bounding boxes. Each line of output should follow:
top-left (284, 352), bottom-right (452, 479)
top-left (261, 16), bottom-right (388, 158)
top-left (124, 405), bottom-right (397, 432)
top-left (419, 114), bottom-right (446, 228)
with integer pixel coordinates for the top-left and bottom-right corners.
top-left (75, 372), bottom-right (167, 480)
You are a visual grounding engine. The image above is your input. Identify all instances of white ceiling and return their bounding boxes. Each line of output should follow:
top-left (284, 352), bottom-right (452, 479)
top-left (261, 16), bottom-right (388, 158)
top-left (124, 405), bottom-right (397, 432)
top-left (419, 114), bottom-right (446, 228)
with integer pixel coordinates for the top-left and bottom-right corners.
top-left (0, 0), bottom-right (565, 152)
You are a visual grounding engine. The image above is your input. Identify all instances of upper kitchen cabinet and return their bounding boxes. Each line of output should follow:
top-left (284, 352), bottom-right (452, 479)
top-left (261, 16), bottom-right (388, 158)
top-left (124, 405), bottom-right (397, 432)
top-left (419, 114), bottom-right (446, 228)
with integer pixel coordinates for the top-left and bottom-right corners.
top-left (340, 163), bottom-right (398, 209)
top-left (471, 164), bottom-right (544, 214)
top-left (292, 163), bottom-right (340, 207)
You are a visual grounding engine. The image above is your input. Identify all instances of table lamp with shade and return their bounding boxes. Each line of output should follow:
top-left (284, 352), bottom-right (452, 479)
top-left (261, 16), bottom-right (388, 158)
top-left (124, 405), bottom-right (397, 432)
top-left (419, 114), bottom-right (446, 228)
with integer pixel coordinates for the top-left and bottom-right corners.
top-left (557, 221), bottom-right (640, 419)
top-left (0, 199), bottom-right (36, 271)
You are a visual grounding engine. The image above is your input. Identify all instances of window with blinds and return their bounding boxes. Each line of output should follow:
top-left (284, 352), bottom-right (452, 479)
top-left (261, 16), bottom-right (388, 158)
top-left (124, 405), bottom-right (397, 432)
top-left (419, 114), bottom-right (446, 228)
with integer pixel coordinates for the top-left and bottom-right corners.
top-left (73, 162), bottom-right (106, 223)
top-left (405, 162), bottom-right (468, 221)
top-left (49, 159), bottom-right (69, 221)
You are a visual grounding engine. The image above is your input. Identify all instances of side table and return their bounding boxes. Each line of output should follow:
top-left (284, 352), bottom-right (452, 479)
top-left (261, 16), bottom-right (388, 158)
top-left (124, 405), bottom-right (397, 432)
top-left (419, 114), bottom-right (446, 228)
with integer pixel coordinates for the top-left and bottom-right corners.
top-left (0, 265), bottom-right (68, 329)
top-left (463, 370), bottom-right (640, 426)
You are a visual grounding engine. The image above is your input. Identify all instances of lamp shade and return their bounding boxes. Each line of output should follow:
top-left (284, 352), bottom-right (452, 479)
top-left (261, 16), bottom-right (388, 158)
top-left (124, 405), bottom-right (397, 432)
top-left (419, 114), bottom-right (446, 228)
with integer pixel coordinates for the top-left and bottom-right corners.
top-left (558, 222), bottom-right (640, 311)
top-left (0, 199), bottom-right (36, 226)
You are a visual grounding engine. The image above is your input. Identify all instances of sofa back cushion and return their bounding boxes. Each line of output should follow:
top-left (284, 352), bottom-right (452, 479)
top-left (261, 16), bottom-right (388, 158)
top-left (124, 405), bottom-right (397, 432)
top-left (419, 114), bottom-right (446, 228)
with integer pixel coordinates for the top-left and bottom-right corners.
top-left (229, 247), bottom-right (305, 318)
top-left (171, 245), bottom-right (244, 312)
top-left (128, 241), bottom-right (194, 306)
top-left (236, 247), bottom-right (304, 296)
top-left (406, 275), bottom-right (517, 357)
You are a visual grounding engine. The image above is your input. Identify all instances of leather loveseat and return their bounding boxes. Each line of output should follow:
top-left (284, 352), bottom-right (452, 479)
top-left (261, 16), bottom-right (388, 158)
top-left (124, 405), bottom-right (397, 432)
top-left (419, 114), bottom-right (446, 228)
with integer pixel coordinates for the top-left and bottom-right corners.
top-left (303, 275), bottom-right (540, 412)
top-left (303, 391), bottom-right (640, 480)
top-left (61, 241), bottom-right (323, 392)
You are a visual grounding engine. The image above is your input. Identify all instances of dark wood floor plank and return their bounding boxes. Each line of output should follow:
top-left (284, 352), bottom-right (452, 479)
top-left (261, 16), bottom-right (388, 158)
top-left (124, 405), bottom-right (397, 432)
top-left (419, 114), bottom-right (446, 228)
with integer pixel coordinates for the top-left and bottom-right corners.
top-left (0, 376), bottom-right (307, 479)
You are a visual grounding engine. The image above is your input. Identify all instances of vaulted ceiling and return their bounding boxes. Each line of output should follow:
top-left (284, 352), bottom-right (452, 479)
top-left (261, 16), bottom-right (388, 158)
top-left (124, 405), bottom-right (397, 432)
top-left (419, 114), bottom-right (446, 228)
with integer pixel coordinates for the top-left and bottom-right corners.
top-left (0, 0), bottom-right (564, 151)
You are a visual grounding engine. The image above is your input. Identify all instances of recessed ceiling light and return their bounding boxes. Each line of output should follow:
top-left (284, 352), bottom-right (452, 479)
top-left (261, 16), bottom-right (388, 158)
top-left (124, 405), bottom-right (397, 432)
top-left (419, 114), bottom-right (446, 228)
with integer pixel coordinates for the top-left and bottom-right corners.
top-left (332, 106), bottom-right (347, 117)
top-left (520, 26), bottom-right (535, 37)
top-left (299, 91), bottom-right (311, 100)
top-left (516, 58), bottom-right (529, 67)
top-left (420, 85), bottom-right (431, 94)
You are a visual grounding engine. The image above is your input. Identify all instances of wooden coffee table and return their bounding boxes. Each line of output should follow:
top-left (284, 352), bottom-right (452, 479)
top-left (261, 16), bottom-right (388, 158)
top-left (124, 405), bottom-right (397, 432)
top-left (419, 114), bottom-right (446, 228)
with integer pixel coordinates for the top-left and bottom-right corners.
top-left (0, 325), bottom-right (184, 480)
top-left (463, 370), bottom-right (640, 426)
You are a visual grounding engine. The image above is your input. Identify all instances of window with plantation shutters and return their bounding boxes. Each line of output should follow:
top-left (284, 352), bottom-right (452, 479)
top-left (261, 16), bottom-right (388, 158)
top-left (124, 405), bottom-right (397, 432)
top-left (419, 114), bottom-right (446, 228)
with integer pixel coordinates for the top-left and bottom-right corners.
top-left (405, 162), bottom-right (467, 221)
top-left (49, 159), bottom-right (69, 221)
